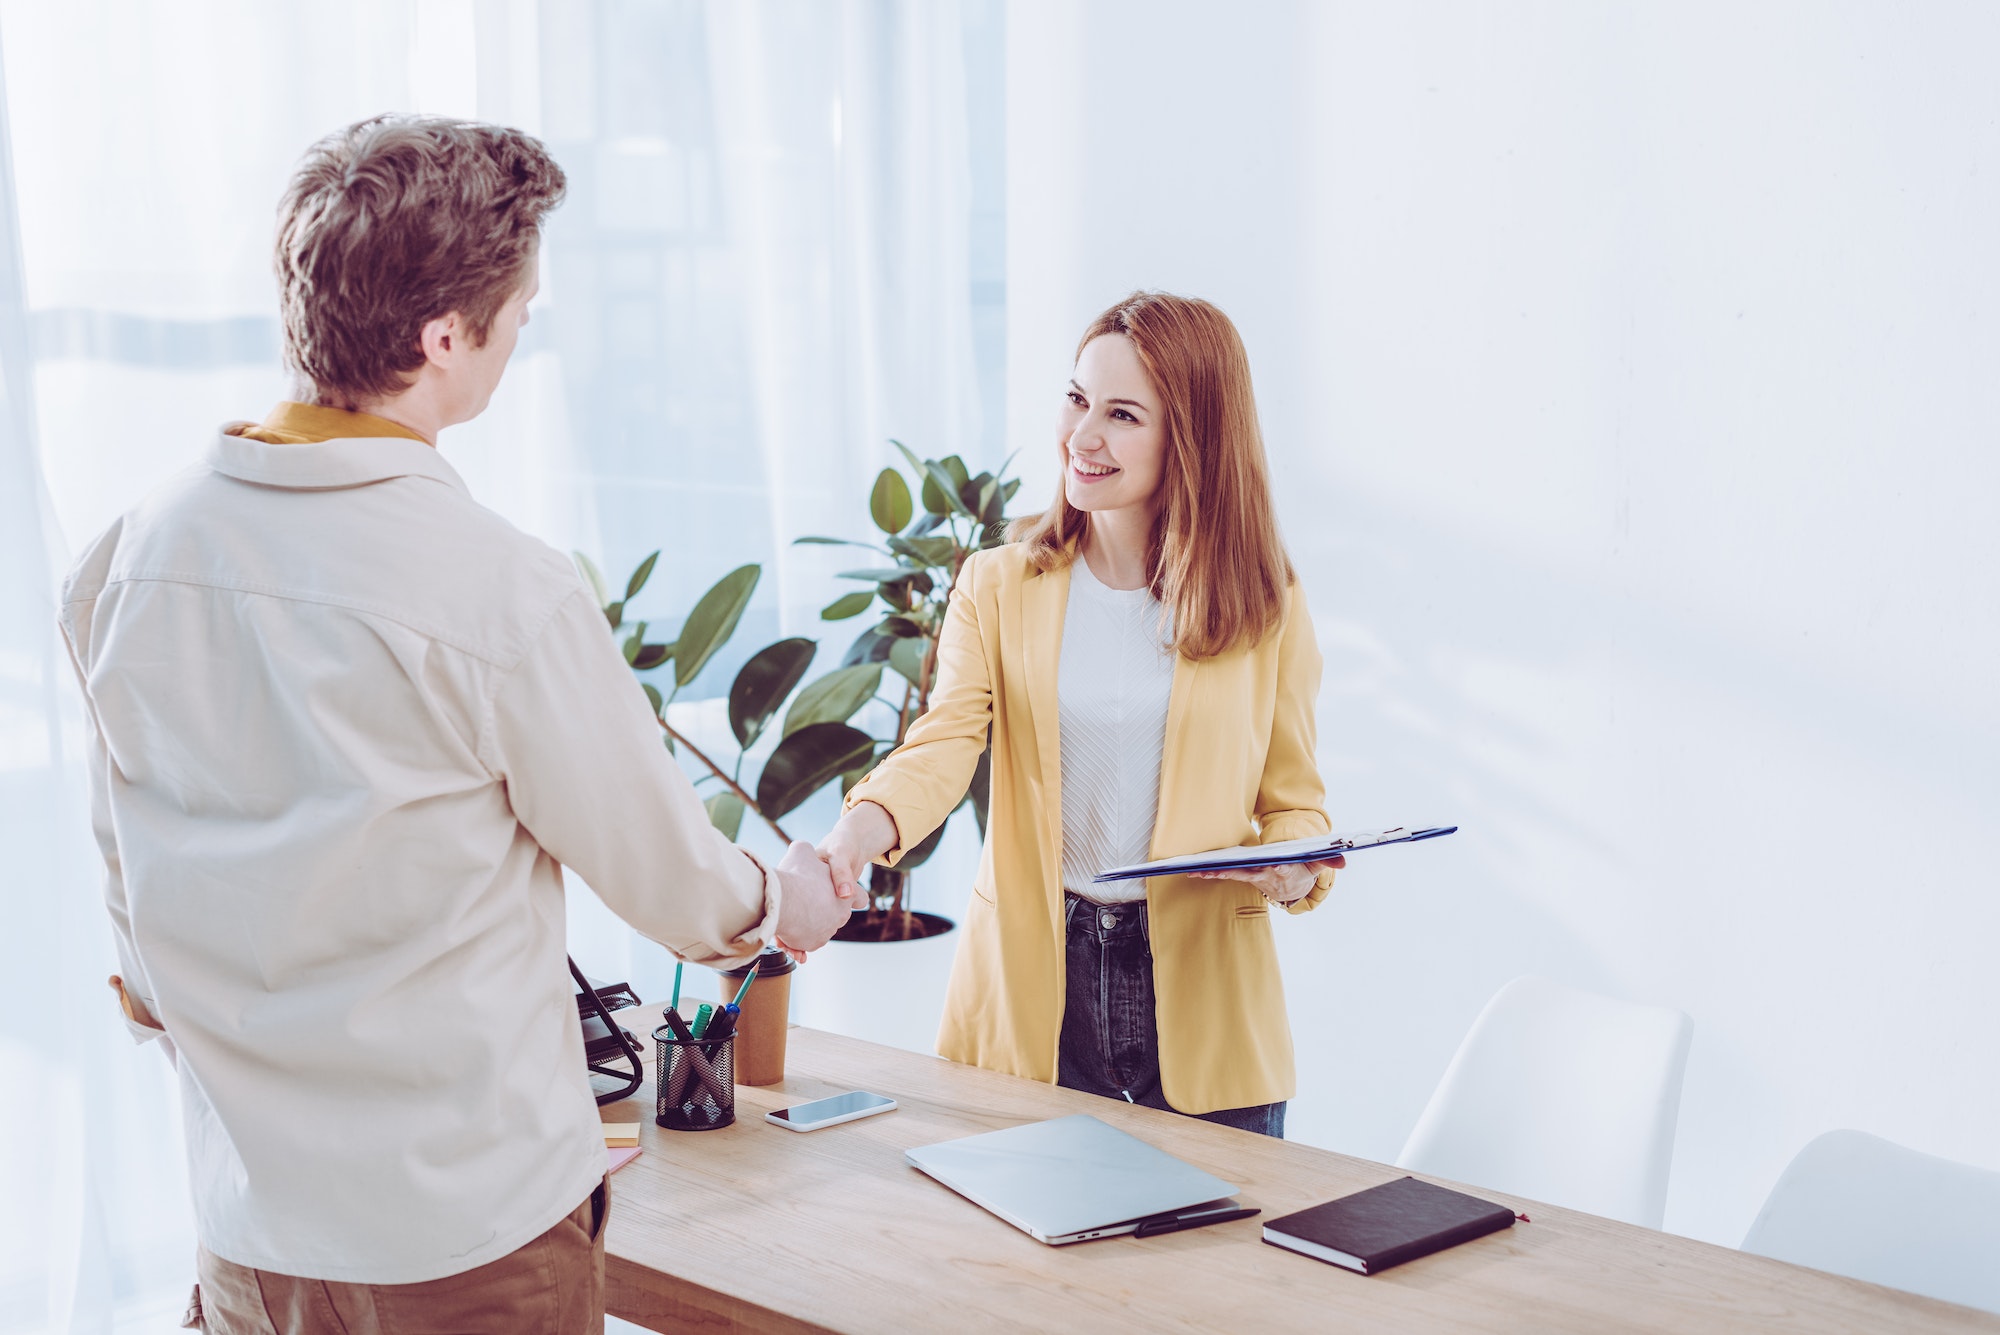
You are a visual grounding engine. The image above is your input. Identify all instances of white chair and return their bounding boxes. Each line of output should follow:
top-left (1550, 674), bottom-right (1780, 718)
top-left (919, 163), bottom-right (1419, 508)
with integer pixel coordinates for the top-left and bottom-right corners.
top-left (1741, 1130), bottom-right (2000, 1314)
top-left (1396, 975), bottom-right (1693, 1228)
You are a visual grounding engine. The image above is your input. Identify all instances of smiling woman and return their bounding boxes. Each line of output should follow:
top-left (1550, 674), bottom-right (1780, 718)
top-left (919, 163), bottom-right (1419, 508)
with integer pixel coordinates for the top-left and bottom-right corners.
top-left (820, 291), bottom-right (1341, 1137)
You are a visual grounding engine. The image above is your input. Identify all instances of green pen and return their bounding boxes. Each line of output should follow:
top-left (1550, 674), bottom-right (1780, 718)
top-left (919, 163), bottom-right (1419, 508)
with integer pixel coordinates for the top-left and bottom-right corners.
top-left (690, 1003), bottom-right (715, 1038)
top-left (729, 966), bottom-right (758, 1009)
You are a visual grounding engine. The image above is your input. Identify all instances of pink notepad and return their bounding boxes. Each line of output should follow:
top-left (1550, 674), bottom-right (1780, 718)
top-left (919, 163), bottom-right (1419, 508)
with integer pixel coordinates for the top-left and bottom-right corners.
top-left (607, 1146), bottom-right (641, 1174)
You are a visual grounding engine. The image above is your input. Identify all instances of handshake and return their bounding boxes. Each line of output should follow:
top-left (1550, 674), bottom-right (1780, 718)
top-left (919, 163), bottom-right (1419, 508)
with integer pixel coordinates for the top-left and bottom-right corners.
top-left (768, 801), bottom-right (899, 961)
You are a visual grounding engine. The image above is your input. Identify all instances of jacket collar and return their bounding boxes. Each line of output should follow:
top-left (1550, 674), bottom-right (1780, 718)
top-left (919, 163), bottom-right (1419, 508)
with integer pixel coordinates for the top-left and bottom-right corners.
top-left (206, 427), bottom-right (470, 496)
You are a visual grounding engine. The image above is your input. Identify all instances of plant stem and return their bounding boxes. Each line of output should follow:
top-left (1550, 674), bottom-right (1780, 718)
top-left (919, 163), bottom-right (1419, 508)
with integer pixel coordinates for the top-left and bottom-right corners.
top-left (655, 715), bottom-right (793, 845)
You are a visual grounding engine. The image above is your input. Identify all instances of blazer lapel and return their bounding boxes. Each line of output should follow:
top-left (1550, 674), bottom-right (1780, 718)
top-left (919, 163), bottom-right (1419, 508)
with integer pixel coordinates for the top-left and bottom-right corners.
top-left (1151, 652), bottom-right (1202, 859)
top-left (1024, 559), bottom-right (1072, 799)
top-left (1017, 561), bottom-right (1070, 884)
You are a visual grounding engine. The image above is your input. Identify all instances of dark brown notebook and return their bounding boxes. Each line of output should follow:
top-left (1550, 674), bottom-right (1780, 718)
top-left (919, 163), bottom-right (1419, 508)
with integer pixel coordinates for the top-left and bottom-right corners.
top-left (1262, 1176), bottom-right (1516, 1274)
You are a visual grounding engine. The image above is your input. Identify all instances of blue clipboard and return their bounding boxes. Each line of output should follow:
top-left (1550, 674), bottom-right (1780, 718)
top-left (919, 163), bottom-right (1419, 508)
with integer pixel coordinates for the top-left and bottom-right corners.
top-left (1092, 826), bottom-right (1458, 885)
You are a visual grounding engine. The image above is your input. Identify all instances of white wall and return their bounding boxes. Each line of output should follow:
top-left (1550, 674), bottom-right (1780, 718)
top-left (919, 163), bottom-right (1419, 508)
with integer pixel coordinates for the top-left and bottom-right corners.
top-left (1006, 0), bottom-right (2000, 1246)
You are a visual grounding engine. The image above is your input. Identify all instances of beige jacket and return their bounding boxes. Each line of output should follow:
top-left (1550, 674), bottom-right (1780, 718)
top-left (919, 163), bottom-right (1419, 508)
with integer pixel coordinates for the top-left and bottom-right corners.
top-left (60, 408), bottom-right (778, 1283)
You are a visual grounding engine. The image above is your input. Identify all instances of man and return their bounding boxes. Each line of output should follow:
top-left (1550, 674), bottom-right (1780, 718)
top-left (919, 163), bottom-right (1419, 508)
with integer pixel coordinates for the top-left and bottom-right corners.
top-left (58, 115), bottom-right (851, 1331)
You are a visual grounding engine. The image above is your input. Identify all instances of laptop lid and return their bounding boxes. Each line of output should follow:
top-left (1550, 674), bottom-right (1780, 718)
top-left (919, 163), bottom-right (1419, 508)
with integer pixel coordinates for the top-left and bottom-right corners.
top-left (905, 1114), bottom-right (1237, 1244)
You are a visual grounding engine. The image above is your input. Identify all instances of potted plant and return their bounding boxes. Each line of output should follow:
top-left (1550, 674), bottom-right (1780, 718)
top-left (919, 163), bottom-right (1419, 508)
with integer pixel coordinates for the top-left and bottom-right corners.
top-left (576, 442), bottom-right (1019, 948)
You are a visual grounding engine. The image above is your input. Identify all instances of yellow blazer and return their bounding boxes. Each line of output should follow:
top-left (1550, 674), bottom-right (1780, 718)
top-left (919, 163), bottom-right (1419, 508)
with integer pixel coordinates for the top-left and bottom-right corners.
top-left (847, 543), bottom-right (1332, 1114)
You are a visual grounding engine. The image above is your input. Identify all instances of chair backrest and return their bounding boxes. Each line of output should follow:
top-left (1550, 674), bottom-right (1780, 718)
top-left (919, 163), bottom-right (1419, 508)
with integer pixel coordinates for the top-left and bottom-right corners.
top-left (1396, 975), bottom-right (1693, 1228)
top-left (1742, 1130), bottom-right (2000, 1314)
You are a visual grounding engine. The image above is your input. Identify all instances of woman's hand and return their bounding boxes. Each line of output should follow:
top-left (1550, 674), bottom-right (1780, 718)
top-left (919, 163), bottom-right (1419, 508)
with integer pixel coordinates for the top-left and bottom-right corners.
top-left (1189, 854), bottom-right (1345, 904)
top-left (816, 801), bottom-right (901, 904)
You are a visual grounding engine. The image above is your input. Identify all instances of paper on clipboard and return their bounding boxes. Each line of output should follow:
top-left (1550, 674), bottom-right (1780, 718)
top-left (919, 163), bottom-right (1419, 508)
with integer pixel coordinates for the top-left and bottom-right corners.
top-left (1092, 826), bottom-right (1458, 885)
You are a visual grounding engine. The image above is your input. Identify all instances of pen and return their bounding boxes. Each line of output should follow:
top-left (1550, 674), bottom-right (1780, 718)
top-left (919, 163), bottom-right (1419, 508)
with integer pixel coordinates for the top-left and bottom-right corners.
top-left (690, 1003), bottom-right (714, 1038)
top-left (655, 1019), bottom-right (699, 1107)
top-left (670, 960), bottom-right (684, 1014)
top-left (729, 966), bottom-right (758, 1010)
top-left (1132, 1204), bottom-right (1261, 1238)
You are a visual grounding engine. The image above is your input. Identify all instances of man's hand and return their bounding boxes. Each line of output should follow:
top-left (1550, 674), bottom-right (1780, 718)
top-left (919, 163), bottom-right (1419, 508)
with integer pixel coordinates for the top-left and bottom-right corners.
top-left (1188, 855), bottom-right (1345, 905)
top-left (773, 840), bottom-right (855, 959)
top-left (816, 801), bottom-right (900, 905)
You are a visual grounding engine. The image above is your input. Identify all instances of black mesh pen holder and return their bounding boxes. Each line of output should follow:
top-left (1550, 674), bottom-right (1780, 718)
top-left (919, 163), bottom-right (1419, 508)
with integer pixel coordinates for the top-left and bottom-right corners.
top-left (654, 1024), bottom-right (736, 1131)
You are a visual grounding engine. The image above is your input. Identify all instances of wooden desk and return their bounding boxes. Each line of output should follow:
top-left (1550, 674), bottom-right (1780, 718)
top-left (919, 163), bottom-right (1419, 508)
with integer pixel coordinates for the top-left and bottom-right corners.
top-left (606, 1003), bottom-right (1995, 1333)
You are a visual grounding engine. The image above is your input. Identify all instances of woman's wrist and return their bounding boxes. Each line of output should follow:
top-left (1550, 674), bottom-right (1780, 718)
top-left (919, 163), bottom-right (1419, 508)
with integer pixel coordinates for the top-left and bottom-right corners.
top-left (845, 800), bottom-right (899, 862)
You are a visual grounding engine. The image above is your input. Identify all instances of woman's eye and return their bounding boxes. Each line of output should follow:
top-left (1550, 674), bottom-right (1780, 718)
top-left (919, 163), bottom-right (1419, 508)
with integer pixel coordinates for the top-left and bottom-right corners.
top-left (1066, 391), bottom-right (1086, 407)
top-left (1111, 408), bottom-right (1135, 422)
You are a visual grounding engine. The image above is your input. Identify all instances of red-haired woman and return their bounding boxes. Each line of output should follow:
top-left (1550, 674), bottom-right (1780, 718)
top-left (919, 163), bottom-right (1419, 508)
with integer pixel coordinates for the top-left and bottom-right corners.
top-left (821, 292), bottom-right (1340, 1135)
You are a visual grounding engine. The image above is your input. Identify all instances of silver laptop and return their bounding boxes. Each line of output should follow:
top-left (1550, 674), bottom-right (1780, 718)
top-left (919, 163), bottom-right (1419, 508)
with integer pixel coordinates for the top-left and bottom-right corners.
top-left (906, 1114), bottom-right (1238, 1245)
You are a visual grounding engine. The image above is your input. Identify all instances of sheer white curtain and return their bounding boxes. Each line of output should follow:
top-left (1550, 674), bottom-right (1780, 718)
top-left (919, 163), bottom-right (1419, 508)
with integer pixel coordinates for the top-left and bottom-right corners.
top-left (0, 1), bottom-right (993, 1328)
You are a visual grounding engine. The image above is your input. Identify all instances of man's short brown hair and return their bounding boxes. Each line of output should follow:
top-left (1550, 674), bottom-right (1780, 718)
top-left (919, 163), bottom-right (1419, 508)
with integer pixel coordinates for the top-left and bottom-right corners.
top-left (275, 115), bottom-right (566, 407)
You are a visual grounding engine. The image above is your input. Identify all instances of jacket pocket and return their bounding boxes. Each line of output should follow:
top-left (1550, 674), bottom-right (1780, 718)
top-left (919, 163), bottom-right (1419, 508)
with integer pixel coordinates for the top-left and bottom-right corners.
top-left (1234, 902), bottom-right (1269, 919)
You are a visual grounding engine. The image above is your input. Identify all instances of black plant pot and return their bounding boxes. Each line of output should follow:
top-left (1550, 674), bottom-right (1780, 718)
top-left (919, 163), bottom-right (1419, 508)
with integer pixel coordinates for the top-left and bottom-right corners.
top-left (833, 909), bottom-right (955, 944)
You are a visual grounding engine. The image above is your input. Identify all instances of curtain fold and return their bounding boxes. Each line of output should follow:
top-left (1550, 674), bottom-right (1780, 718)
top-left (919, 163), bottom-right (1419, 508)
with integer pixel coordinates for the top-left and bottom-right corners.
top-left (0, 4), bottom-right (993, 1325)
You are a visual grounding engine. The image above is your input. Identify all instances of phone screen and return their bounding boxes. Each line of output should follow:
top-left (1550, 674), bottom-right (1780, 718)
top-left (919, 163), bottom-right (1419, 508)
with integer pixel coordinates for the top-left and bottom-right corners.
top-left (770, 1091), bottom-right (894, 1125)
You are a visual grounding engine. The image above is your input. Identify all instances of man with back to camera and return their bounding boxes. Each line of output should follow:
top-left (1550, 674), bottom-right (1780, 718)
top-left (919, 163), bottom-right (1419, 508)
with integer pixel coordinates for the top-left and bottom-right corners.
top-left (58, 115), bottom-right (854, 1331)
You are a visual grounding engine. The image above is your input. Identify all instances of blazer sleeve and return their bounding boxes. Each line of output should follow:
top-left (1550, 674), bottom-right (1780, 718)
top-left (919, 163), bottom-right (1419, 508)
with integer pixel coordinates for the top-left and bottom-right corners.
top-left (844, 551), bottom-right (994, 865)
top-left (1255, 581), bottom-right (1335, 915)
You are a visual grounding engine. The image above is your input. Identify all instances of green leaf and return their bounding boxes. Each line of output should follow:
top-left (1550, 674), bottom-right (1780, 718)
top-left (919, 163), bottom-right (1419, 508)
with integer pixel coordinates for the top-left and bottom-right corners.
top-left (728, 637), bottom-right (816, 749)
top-left (977, 477), bottom-right (1001, 524)
top-left (622, 622), bottom-right (646, 665)
top-left (894, 440), bottom-right (971, 517)
top-left (794, 535), bottom-right (889, 553)
top-left (705, 791), bottom-right (745, 842)
top-left (632, 643), bottom-right (672, 671)
top-left (625, 550), bottom-right (660, 600)
top-left (783, 664), bottom-right (883, 738)
top-left (889, 535), bottom-right (958, 568)
top-left (919, 471), bottom-right (951, 515)
top-left (573, 551), bottom-right (609, 605)
top-left (821, 591), bottom-right (875, 620)
top-left (909, 511), bottom-right (946, 537)
top-left (899, 818), bottom-right (950, 870)
top-left (869, 468), bottom-right (914, 535)
top-left (757, 723), bottom-right (877, 820)
top-left (837, 567), bottom-right (915, 583)
top-left (940, 455), bottom-right (971, 490)
top-left (642, 682), bottom-right (664, 718)
top-left (889, 634), bottom-right (929, 687)
top-left (674, 564), bottom-right (760, 688)
top-left (841, 747), bottom-right (888, 796)
top-left (1002, 477), bottom-right (1022, 503)
top-left (843, 624), bottom-right (898, 667)
top-left (882, 615), bottom-right (924, 638)
top-left (605, 599), bottom-right (625, 631)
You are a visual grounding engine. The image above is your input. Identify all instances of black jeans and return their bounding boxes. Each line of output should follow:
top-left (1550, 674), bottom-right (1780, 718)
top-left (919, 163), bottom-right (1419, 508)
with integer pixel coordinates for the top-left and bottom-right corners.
top-left (1057, 893), bottom-right (1286, 1138)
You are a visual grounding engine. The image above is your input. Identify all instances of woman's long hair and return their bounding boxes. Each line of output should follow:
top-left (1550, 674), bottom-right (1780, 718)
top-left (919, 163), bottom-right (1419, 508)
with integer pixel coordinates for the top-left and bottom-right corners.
top-left (1012, 291), bottom-right (1294, 660)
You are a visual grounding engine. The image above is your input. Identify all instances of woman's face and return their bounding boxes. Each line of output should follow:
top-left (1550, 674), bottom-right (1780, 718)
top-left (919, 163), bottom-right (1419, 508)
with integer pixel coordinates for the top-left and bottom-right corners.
top-left (1058, 334), bottom-right (1167, 517)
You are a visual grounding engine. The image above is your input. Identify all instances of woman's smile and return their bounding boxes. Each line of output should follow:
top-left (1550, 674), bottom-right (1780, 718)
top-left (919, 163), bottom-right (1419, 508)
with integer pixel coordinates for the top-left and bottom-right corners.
top-left (1070, 456), bottom-right (1120, 480)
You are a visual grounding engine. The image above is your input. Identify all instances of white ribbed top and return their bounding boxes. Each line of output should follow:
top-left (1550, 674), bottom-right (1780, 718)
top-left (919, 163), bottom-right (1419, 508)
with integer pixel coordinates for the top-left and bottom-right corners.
top-left (1058, 555), bottom-right (1176, 904)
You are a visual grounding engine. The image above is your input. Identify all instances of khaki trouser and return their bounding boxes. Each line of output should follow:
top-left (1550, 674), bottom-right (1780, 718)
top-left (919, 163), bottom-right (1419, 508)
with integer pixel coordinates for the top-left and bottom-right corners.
top-left (186, 1177), bottom-right (608, 1334)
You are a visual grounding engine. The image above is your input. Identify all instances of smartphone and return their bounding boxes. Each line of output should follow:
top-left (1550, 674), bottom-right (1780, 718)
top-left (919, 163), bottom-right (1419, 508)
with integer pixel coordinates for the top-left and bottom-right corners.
top-left (765, 1090), bottom-right (898, 1132)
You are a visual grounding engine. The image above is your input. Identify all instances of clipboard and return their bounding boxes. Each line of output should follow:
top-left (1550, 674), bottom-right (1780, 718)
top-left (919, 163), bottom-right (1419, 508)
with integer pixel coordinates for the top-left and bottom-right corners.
top-left (1092, 826), bottom-right (1457, 885)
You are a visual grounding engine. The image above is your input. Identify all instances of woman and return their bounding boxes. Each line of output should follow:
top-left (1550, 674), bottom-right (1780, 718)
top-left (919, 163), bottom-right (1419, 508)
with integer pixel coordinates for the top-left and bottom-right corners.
top-left (819, 291), bottom-right (1341, 1136)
